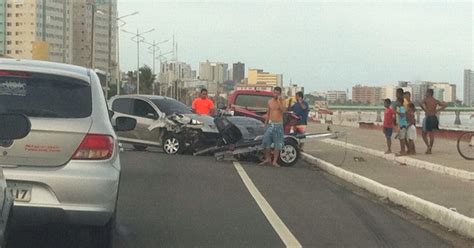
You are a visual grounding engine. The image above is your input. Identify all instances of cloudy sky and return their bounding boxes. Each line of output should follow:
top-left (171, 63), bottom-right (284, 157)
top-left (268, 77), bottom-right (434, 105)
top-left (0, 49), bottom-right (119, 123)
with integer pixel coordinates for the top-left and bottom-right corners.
top-left (117, 0), bottom-right (472, 98)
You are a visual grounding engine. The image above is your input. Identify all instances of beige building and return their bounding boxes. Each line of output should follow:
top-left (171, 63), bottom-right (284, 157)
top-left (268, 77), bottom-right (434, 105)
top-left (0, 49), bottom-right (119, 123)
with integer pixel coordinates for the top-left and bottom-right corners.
top-left (247, 69), bottom-right (282, 87)
top-left (326, 90), bottom-right (347, 104)
top-left (431, 82), bottom-right (456, 103)
top-left (1, 0), bottom-right (73, 63)
top-left (352, 85), bottom-right (382, 105)
top-left (199, 60), bottom-right (228, 84)
top-left (72, 0), bottom-right (117, 84)
top-left (0, 0), bottom-right (118, 85)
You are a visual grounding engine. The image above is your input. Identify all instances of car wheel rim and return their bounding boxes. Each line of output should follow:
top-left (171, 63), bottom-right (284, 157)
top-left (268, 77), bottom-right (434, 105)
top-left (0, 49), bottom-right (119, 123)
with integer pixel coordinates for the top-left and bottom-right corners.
top-left (280, 144), bottom-right (297, 163)
top-left (165, 138), bottom-right (179, 154)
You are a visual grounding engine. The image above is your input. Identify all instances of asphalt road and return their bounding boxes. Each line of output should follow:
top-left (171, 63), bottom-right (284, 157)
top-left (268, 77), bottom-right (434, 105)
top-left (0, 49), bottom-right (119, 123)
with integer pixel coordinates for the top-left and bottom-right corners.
top-left (7, 147), bottom-right (469, 248)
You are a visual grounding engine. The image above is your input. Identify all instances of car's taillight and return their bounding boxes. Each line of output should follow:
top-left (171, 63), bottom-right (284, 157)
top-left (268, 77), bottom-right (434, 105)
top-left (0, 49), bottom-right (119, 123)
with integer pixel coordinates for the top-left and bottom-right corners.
top-left (72, 134), bottom-right (114, 160)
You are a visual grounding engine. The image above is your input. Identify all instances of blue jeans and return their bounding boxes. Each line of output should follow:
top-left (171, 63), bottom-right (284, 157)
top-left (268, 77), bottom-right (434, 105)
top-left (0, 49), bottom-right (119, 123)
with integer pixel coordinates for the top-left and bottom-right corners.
top-left (263, 123), bottom-right (284, 150)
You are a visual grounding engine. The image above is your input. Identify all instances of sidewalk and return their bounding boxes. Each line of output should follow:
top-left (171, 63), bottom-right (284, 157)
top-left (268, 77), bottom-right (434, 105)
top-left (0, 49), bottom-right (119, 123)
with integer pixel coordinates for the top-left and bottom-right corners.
top-left (306, 123), bottom-right (473, 173)
top-left (302, 123), bottom-right (474, 238)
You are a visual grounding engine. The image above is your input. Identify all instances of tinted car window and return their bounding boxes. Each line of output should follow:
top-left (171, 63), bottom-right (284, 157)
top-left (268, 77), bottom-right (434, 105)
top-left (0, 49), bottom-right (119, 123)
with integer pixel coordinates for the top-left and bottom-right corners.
top-left (151, 98), bottom-right (192, 115)
top-left (235, 94), bottom-right (272, 108)
top-left (0, 72), bottom-right (92, 118)
top-left (132, 99), bottom-right (157, 118)
top-left (112, 98), bottom-right (133, 115)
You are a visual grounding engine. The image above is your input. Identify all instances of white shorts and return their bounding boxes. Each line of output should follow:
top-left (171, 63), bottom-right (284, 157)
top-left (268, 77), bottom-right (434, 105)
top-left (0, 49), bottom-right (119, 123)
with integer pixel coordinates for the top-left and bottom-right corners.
top-left (407, 125), bottom-right (417, 141)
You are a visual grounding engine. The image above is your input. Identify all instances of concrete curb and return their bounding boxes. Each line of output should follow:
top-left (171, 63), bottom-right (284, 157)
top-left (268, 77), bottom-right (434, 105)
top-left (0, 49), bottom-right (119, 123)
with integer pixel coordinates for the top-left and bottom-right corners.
top-left (322, 139), bottom-right (474, 181)
top-left (301, 152), bottom-right (474, 239)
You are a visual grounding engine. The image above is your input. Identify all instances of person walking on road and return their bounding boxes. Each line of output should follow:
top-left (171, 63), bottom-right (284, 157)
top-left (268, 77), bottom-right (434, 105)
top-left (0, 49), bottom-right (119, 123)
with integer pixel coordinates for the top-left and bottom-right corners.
top-left (383, 99), bottom-right (395, 154)
top-left (420, 89), bottom-right (447, 154)
top-left (192, 88), bottom-right (215, 116)
top-left (260, 87), bottom-right (287, 167)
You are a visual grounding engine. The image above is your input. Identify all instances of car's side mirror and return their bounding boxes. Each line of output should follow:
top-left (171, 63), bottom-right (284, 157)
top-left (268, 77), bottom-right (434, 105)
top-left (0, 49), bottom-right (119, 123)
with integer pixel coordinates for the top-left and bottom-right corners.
top-left (114, 117), bottom-right (137, 132)
top-left (108, 110), bottom-right (114, 119)
top-left (0, 113), bottom-right (31, 140)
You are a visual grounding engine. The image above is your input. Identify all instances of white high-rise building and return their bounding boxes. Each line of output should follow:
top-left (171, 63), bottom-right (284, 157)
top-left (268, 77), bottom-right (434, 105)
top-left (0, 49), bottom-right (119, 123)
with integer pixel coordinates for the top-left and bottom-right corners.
top-left (198, 60), bottom-right (228, 84)
top-left (464, 69), bottom-right (474, 106)
top-left (431, 83), bottom-right (456, 103)
top-left (381, 85), bottom-right (396, 100)
top-left (1, 0), bottom-right (74, 63)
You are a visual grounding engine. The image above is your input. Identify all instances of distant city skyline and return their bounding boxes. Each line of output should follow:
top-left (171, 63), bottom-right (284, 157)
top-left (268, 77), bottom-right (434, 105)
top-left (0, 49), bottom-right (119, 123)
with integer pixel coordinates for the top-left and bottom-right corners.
top-left (118, 0), bottom-right (472, 99)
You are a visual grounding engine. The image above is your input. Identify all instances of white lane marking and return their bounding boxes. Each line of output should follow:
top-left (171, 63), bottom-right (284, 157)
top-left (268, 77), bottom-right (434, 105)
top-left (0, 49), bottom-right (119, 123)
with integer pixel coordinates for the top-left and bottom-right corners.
top-left (233, 162), bottom-right (302, 248)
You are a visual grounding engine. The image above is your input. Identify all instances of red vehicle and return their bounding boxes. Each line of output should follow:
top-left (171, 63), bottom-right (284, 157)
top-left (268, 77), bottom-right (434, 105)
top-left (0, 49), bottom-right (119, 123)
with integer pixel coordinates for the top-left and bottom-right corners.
top-left (227, 90), bottom-right (272, 122)
top-left (227, 90), bottom-right (300, 134)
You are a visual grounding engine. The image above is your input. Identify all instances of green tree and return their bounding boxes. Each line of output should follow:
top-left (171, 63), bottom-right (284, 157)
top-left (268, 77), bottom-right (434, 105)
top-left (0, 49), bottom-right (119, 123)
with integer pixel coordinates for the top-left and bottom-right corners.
top-left (138, 65), bottom-right (156, 94)
top-left (126, 65), bottom-right (156, 94)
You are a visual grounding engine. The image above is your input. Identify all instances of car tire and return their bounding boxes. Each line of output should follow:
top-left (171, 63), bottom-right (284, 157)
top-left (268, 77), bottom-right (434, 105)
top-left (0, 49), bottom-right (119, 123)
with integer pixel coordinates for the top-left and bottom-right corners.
top-left (133, 145), bottom-right (147, 151)
top-left (278, 139), bottom-right (299, 167)
top-left (163, 133), bottom-right (183, 155)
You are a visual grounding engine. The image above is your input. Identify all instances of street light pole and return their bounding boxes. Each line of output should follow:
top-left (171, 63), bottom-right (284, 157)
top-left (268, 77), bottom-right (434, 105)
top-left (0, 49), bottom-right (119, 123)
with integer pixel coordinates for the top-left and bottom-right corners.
top-left (136, 29), bottom-right (140, 94)
top-left (122, 28), bottom-right (154, 95)
top-left (146, 39), bottom-right (169, 95)
top-left (155, 51), bottom-right (172, 96)
top-left (115, 11), bottom-right (138, 96)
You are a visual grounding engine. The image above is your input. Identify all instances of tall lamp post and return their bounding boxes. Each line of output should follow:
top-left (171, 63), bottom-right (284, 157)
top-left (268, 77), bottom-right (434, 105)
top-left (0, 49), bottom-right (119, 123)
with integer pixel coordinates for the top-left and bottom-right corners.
top-left (145, 39), bottom-right (169, 94)
top-left (113, 11), bottom-right (138, 96)
top-left (155, 51), bottom-right (173, 96)
top-left (122, 28), bottom-right (154, 94)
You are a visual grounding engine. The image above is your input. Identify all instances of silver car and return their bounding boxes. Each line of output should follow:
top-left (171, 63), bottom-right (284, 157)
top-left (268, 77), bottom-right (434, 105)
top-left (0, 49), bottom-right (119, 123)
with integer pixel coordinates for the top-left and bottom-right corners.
top-left (0, 59), bottom-right (135, 246)
top-left (109, 95), bottom-right (265, 154)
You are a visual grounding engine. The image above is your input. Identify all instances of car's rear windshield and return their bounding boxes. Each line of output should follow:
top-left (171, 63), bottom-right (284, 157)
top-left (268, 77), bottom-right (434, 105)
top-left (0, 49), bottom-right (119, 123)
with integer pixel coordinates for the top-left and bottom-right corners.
top-left (0, 71), bottom-right (92, 118)
top-left (235, 94), bottom-right (272, 109)
top-left (151, 98), bottom-right (192, 115)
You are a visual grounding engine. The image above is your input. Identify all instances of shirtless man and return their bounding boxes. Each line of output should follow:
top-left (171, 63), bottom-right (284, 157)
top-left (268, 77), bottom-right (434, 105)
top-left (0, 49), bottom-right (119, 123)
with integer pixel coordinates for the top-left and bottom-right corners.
top-left (260, 87), bottom-right (287, 167)
top-left (420, 89), bottom-right (447, 154)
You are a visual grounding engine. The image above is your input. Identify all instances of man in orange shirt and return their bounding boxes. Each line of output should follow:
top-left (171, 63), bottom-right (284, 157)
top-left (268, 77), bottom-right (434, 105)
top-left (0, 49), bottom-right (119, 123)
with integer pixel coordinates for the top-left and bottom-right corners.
top-left (192, 88), bottom-right (215, 115)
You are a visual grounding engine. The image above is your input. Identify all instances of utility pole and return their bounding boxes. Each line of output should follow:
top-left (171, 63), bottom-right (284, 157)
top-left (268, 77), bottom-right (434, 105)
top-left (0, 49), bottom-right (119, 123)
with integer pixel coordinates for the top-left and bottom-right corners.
top-left (115, 11), bottom-right (139, 96)
top-left (136, 29), bottom-right (140, 94)
top-left (146, 39), bottom-right (169, 95)
top-left (122, 28), bottom-right (154, 95)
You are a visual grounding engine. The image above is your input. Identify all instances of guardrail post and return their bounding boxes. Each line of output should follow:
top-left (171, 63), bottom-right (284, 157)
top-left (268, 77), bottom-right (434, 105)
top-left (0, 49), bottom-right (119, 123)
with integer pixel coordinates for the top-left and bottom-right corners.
top-left (454, 110), bottom-right (461, 125)
top-left (376, 110), bottom-right (382, 122)
top-left (338, 111), bottom-right (342, 121)
top-left (357, 111), bottom-right (362, 122)
top-left (416, 111), bottom-right (421, 124)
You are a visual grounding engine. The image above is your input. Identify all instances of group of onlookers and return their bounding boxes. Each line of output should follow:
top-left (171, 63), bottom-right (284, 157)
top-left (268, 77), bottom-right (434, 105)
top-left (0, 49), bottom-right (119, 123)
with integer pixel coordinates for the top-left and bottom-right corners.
top-left (383, 88), bottom-right (447, 156)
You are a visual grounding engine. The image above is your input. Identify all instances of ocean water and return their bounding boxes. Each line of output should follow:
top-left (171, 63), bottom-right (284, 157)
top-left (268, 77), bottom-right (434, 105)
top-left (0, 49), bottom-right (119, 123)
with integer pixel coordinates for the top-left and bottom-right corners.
top-left (321, 111), bottom-right (474, 130)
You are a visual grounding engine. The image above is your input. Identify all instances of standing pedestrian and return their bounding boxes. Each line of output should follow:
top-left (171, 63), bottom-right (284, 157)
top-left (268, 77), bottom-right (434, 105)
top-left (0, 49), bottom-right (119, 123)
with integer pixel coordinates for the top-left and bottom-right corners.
top-left (383, 99), bottom-right (395, 154)
top-left (192, 88), bottom-right (215, 116)
top-left (420, 89), bottom-right (447, 154)
top-left (289, 91), bottom-right (309, 151)
top-left (260, 87), bottom-right (287, 167)
top-left (394, 88), bottom-right (408, 156)
top-left (404, 91), bottom-right (412, 109)
top-left (406, 103), bottom-right (417, 155)
top-left (289, 92), bottom-right (309, 134)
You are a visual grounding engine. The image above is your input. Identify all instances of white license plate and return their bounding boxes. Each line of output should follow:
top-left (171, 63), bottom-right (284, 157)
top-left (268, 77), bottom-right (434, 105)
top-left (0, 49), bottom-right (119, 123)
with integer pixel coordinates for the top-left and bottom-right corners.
top-left (8, 183), bottom-right (32, 202)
